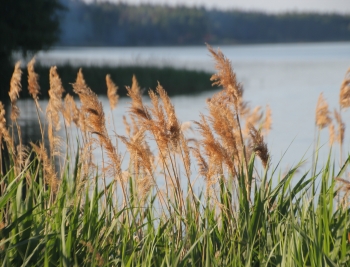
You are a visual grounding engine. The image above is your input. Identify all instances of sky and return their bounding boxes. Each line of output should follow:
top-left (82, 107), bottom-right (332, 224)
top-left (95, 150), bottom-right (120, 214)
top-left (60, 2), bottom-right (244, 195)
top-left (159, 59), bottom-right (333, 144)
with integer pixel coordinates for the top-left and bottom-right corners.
top-left (86, 0), bottom-right (350, 14)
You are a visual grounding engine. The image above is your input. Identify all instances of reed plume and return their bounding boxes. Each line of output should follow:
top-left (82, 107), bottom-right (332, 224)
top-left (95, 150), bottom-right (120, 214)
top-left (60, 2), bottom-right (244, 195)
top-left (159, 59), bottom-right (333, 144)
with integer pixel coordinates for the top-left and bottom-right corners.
top-left (62, 94), bottom-right (79, 127)
top-left (8, 61), bottom-right (22, 122)
top-left (315, 93), bottom-right (331, 129)
top-left (127, 75), bottom-right (150, 121)
top-left (206, 91), bottom-right (239, 162)
top-left (206, 44), bottom-right (243, 109)
top-left (207, 44), bottom-right (250, 199)
top-left (73, 69), bottom-right (121, 176)
top-left (31, 142), bottom-right (58, 193)
top-left (27, 57), bottom-right (40, 100)
top-left (194, 114), bottom-right (235, 177)
top-left (329, 123), bottom-right (335, 146)
top-left (123, 115), bottom-right (131, 137)
top-left (156, 83), bottom-right (181, 149)
top-left (334, 109), bottom-right (345, 147)
top-left (119, 128), bottom-right (153, 176)
top-left (0, 102), bottom-right (14, 153)
top-left (46, 66), bottom-right (65, 157)
top-left (264, 104), bottom-right (272, 135)
top-left (249, 124), bottom-right (269, 168)
top-left (339, 68), bottom-right (350, 109)
top-left (147, 90), bottom-right (168, 153)
top-left (106, 74), bottom-right (119, 110)
top-left (244, 106), bottom-right (263, 136)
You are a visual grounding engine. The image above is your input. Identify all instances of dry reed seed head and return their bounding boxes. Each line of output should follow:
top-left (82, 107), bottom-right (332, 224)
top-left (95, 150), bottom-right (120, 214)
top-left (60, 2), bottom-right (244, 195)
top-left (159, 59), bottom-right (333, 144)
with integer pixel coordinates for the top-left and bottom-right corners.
top-left (334, 109), bottom-right (345, 144)
top-left (31, 142), bottom-right (59, 192)
top-left (244, 106), bottom-right (263, 136)
top-left (123, 115), bottom-right (131, 136)
top-left (207, 99), bottom-right (239, 158)
top-left (47, 66), bottom-right (65, 132)
top-left (15, 144), bottom-right (30, 170)
top-left (106, 74), bottom-right (119, 110)
top-left (180, 133), bottom-right (191, 177)
top-left (126, 76), bottom-right (151, 122)
top-left (190, 147), bottom-right (210, 179)
top-left (194, 115), bottom-right (234, 175)
top-left (339, 68), bottom-right (350, 109)
top-left (315, 93), bottom-right (331, 129)
top-left (119, 131), bottom-right (153, 175)
top-left (73, 69), bottom-right (122, 176)
top-left (73, 68), bottom-right (89, 94)
top-left (0, 102), bottom-right (14, 151)
top-left (136, 175), bottom-right (154, 202)
top-left (9, 61), bottom-right (22, 121)
top-left (9, 61), bottom-right (22, 102)
top-left (329, 123), bottom-right (335, 145)
top-left (149, 90), bottom-right (167, 129)
top-left (248, 124), bottom-right (270, 168)
top-left (27, 57), bottom-right (40, 100)
top-left (264, 104), bottom-right (272, 135)
top-left (63, 94), bottom-right (80, 127)
top-left (206, 44), bottom-right (243, 108)
top-left (156, 83), bottom-right (181, 148)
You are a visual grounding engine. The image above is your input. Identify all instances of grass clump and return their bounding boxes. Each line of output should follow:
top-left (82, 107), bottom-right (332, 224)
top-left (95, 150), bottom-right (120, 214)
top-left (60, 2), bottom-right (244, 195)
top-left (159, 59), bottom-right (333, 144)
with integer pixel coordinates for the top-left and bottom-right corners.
top-left (0, 46), bottom-right (350, 266)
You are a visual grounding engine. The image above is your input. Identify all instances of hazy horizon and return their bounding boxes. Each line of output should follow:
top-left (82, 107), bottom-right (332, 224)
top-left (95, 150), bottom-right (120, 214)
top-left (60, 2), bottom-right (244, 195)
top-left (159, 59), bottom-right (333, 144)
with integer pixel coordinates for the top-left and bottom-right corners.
top-left (84, 0), bottom-right (350, 14)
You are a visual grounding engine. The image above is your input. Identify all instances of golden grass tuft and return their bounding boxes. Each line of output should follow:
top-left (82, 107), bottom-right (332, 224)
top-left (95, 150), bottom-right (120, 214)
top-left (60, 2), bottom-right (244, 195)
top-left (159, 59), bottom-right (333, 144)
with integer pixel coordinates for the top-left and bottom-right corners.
top-left (8, 61), bottom-right (22, 121)
top-left (106, 74), bottom-right (119, 110)
top-left (339, 68), bottom-right (350, 109)
top-left (264, 104), bottom-right (272, 135)
top-left (63, 94), bottom-right (79, 127)
top-left (334, 109), bottom-right (345, 146)
top-left (31, 142), bottom-right (59, 193)
top-left (0, 102), bottom-right (14, 152)
top-left (315, 93), bottom-right (331, 129)
top-left (329, 123), bottom-right (335, 146)
top-left (156, 83), bottom-right (181, 149)
top-left (47, 66), bottom-right (65, 131)
top-left (248, 124), bottom-right (270, 168)
top-left (73, 69), bottom-right (122, 176)
top-left (206, 44), bottom-right (243, 109)
top-left (27, 57), bottom-right (40, 100)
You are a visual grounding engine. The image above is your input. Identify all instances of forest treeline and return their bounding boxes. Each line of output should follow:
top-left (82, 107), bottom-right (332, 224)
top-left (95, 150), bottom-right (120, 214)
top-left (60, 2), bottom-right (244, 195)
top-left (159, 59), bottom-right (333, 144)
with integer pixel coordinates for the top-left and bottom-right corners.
top-left (59, 0), bottom-right (350, 46)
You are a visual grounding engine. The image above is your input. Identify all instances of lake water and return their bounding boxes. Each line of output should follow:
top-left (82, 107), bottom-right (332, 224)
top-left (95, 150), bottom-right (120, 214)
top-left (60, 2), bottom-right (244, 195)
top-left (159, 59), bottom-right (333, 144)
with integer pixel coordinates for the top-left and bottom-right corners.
top-left (15, 42), bottom-right (350, 176)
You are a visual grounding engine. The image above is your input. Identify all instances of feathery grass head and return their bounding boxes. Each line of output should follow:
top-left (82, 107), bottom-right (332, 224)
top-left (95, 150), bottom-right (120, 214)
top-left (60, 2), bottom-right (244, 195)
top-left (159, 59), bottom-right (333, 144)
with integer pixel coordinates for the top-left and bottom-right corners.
top-left (9, 61), bottom-right (22, 121)
top-left (334, 109), bottom-right (345, 145)
top-left (47, 66), bottom-right (65, 131)
top-left (329, 123), bottom-right (335, 145)
top-left (27, 57), bottom-right (40, 100)
top-left (156, 83), bottom-right (181, 149)
top-left (264, 104), bottom-right (272, 135)
top-left (73, 69), bottom-right (122, 176)
top-left (248, 124), bottom-right (269, 168)
top-left (63, 94), bottom-right (79, 127)
top-left (207, 44), bottom-right (243, 109)
top-left (31, 142), bottom-right (58, 193)
top-left (315, 93), bottom-right (331, 129)
top-left (106, 74), bottom-right (119, 110)
top-left (0, 102), bottom-right (14, 152)
top-left (339, 68), bottom-right (350, 109)
top-left (127, 75), bottom-right (150, 121)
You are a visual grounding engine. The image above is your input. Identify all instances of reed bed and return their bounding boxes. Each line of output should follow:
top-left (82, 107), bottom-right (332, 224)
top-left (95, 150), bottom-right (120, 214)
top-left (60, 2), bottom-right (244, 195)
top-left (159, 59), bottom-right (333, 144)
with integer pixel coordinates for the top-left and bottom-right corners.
top-left (0, 46), bottom-right (350, 266)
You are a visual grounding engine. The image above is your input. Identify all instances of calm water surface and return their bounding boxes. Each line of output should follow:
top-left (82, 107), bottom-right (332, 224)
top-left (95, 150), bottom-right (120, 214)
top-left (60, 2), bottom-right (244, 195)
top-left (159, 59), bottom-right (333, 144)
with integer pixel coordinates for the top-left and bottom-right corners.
top-left (16, 42), bottom-right (350, 175)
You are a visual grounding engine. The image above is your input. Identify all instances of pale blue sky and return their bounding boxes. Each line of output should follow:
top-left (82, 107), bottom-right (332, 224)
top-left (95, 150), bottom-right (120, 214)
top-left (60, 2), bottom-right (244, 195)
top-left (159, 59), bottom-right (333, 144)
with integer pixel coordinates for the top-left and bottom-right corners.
top-left (85, 0), bottom-right (350, 13)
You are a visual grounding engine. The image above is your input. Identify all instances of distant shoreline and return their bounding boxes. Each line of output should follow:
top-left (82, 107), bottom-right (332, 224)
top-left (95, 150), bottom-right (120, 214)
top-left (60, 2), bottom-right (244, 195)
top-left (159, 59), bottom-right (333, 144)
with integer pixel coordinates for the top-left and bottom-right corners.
top-left (59, 2), bottom-right (350, 47)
